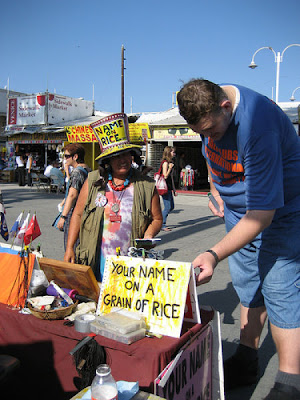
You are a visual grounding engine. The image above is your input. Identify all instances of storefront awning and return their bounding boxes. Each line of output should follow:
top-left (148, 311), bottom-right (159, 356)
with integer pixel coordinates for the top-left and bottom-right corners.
top-left (3, 113), bottom-right (110, 137)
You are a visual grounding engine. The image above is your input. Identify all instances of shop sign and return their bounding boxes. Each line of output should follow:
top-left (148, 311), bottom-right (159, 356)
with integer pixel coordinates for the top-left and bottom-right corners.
top-left (8, 95), bottom-right (46, 126)
top-left (48, 94), bottom-right (93, 124)
top-left (153, 127), bottom-right (200, 141)
top-left (13, 140), bottom-right (62, 144)
top-left (7, 93), bottom-right (93, 128)
top-left (128, 123), bottom-right (151, 143)
top-left (65, 123), bottom-right (151, 143)
top-left (65, 125), bottom-right (98, 143)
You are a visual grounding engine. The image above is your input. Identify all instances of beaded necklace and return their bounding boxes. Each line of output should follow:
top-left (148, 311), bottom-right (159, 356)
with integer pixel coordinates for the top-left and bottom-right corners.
top-left (108, 168), bottom-right (132, 191)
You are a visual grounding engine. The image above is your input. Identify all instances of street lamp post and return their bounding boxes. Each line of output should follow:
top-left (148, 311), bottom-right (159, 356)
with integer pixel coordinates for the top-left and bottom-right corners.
top-left (290, 86), bottom-right (300, 101)
top-left (248, 44), bottom-right (300, 103)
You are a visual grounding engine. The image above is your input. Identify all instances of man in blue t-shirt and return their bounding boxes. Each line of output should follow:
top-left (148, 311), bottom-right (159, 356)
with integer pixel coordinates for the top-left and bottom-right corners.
top-left (177, 79), bottom-right (300, 400)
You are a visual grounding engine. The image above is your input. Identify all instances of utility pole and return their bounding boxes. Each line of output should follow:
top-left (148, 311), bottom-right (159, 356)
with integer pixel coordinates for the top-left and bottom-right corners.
top-left (121, 45), bottom-right (125, 113)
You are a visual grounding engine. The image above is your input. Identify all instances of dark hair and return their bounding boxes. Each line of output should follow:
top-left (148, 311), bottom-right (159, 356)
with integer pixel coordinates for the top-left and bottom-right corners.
top-left (64, 143), bottom-right (85, 163)
top-left (177, 79), bottom-right (227, 125)
top-left (93, 165), bottom-right (108, 188)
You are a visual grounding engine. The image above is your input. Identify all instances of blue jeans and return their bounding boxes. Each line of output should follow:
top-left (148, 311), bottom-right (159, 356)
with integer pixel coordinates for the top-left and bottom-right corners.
top-left (162, 190), bottom-right (174, 228)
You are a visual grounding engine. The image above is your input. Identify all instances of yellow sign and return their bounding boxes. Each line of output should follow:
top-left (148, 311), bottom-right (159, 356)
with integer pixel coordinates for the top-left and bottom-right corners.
top-left (129, 123), bottom-right (150, 143)
top-left (91, 113), bottom-right (128, 152)
top-left (97, 255), bottom-right (193, 338)
top-left (65, 125), bottom-right (98, 143)
top-left (65, 122), bottom-right (150, 143)
top-left (153, 127), bottom-right (200, 141)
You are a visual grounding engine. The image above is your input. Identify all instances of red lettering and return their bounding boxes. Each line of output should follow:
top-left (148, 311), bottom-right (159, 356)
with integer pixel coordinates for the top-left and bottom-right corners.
top-left (67, 133), bottom-right (76, 142)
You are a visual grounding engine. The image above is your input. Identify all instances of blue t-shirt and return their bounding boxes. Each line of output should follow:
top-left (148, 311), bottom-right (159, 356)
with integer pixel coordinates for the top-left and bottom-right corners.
top-left (202, 85), bottom-right (300, 221)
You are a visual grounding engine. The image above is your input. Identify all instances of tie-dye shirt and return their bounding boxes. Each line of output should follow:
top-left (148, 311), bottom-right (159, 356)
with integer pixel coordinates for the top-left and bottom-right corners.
top-left (99, 184), bottom-right (134, 280)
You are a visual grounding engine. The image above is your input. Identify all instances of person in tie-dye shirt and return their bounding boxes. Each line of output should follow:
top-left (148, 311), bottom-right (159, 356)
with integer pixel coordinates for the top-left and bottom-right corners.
top-left (64, 150), bottom-right (162, 281)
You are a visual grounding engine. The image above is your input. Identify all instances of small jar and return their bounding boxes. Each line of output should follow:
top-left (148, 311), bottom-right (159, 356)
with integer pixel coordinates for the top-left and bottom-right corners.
top-left (91, 364), bottom-right (118, 400)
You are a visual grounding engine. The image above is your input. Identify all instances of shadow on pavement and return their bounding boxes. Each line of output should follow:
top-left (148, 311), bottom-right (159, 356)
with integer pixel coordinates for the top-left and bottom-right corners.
top-left (199, 282), bottom-right (238, 325)
top-left (160, 215), bottom-right (224, 245)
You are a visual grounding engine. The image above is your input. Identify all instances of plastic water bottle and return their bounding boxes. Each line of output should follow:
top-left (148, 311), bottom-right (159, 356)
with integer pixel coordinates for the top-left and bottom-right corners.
top-left (91, 364), bottom-right (118, 400)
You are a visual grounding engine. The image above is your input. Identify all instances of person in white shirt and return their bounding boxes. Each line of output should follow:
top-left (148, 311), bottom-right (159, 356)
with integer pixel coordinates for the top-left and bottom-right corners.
top-left (44, 162), bottom-right (54, 177)
top-left (50, 161), bottom-right (65, 186)
top-left (25, 152), bottom-right (33, 186)
top-left (16, 153), bottom-right (25, 186)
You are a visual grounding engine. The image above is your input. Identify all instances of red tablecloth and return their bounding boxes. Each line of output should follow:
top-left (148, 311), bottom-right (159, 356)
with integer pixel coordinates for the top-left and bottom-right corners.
top-left (0, 303), bottom-right (213, 399)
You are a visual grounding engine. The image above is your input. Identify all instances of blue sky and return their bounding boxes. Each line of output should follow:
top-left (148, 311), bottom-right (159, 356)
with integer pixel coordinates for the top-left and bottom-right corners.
top-left (1, 0), bottom-right (300, 113)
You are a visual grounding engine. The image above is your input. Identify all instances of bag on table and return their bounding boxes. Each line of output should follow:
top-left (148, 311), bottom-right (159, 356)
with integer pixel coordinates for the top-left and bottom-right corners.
top-left (154, 162), bottom-right (168, 196)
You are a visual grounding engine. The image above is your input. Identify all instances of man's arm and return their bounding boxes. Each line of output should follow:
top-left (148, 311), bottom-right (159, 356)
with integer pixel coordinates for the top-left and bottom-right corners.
top-left (207, 163), bottom-right (224, 217)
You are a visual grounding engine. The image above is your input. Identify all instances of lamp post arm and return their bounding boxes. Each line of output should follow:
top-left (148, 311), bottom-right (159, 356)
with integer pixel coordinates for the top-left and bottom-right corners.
top-left (249, 44), bottom-right (300, 103)
top-left (290, 86), bottom-right (300, 101)
top-left (250, 46), bottom-right (276, 64)
top-left (281, 44), bottom-right (300, 61)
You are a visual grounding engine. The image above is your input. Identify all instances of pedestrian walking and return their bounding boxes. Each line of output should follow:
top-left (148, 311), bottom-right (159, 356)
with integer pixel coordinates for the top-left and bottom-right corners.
top-left (25, 151), bottom-right (33, 186)
top-left (56, 144), bottom-right (90, 251)
top-left (160, 146), bottom-right (177, 232)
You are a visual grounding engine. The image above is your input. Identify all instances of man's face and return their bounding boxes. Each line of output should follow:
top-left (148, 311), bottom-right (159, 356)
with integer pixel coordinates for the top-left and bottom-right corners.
top-left (189, 101), bottom-right (232, 141)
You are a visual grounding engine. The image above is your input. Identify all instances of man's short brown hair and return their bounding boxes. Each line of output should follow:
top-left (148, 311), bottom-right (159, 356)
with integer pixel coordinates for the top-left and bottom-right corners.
top-left (177, 79), bottom-right (227, 125)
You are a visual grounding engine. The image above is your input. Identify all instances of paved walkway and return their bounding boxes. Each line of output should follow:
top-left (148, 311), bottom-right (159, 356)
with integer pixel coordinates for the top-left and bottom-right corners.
top-left (0, 183), bottom-right (277, 399)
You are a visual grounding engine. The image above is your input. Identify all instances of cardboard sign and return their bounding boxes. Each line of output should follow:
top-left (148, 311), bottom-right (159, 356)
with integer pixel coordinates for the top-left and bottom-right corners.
top-left (155, 325), bottom-right (212, 400)
top-left (91, 113), bottom-right (129, 152)
top-left (38, 257), bottom-right (100, 302)
top-left (97, 256), bottom-right (200, 338)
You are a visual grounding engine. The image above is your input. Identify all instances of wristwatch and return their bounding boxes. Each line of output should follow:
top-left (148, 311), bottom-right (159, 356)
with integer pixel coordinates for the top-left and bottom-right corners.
top-left (61, 215), bottom-right (67, 220)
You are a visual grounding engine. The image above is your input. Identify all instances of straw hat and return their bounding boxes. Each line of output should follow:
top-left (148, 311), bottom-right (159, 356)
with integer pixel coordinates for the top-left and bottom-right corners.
top-left (91, 113), bottom-right (141, 163)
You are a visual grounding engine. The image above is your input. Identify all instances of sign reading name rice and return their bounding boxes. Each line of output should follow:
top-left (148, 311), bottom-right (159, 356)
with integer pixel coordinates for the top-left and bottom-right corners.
top-left (90, 113), bottom-right (129, 151)
top-left (97, 255), bottom-right (193, 338)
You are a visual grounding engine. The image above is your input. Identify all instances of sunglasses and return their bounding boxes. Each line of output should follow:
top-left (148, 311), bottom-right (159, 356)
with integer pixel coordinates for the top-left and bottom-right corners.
top-left (64, 154), bottom-right (72, 159)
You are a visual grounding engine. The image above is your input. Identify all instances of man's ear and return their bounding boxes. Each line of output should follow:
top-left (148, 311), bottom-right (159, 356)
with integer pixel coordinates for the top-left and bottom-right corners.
top-left (220, 99), bottom-right (232, 111)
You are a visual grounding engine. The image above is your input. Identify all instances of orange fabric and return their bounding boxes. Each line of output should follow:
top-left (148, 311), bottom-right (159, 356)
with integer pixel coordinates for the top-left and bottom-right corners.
top-left (0, 252), bottom-right (35, 308)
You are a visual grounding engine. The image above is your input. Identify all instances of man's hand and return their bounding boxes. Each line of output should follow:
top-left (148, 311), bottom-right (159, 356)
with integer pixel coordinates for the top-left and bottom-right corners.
top-left (192, 251), bottom-right (218, 285)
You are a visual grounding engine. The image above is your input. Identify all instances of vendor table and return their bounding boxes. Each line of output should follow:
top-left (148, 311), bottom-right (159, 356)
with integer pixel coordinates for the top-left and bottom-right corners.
top-left (0, 303), bottom-right (213, 400)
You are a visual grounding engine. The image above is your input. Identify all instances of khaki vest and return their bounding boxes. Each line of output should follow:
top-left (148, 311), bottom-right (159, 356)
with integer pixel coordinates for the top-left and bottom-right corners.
top-left (75, 169), bottom-right (155, 276)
